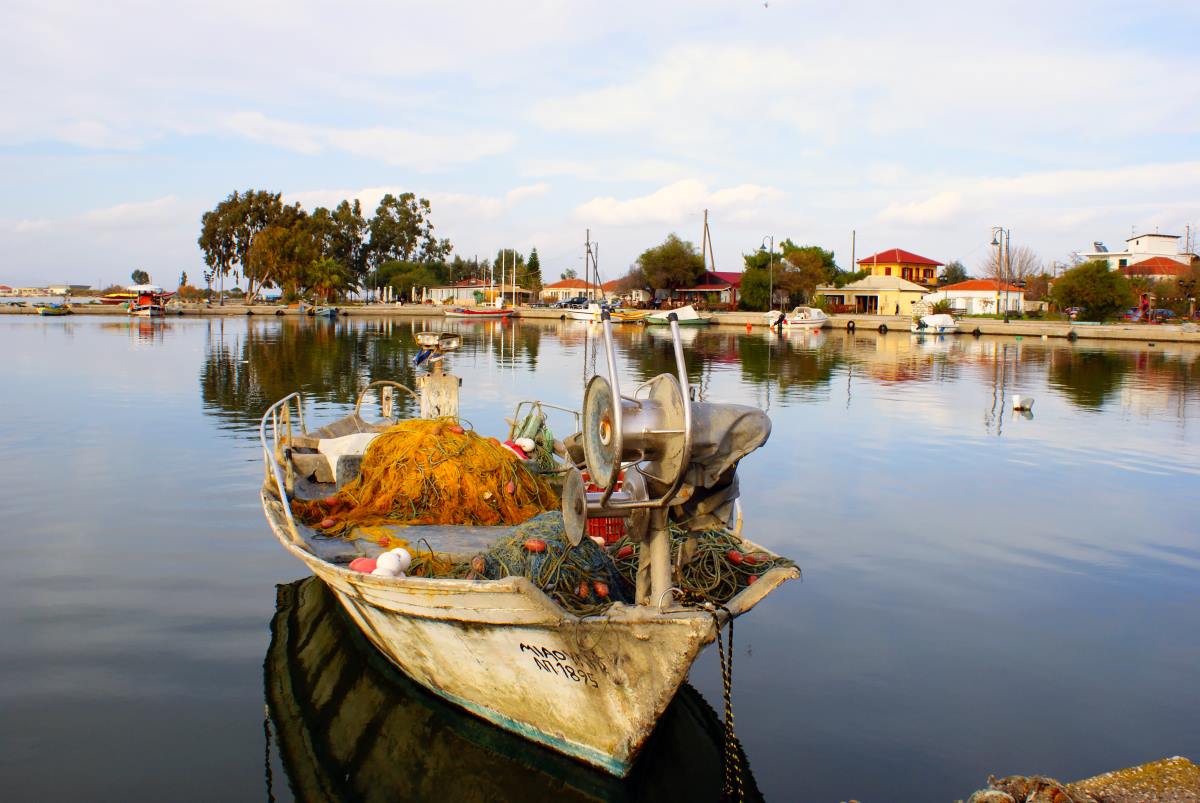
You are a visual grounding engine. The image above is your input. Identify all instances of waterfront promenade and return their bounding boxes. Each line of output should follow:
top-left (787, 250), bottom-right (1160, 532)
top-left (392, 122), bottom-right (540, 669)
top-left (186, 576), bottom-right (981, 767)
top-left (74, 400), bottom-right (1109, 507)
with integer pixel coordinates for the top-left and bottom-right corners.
top-left (9, 301), bottom-right (1200, 344)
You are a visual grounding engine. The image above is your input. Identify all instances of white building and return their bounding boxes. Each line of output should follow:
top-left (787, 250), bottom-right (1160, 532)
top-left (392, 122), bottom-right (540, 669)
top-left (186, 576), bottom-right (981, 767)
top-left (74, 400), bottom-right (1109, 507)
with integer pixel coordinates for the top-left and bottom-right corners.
top-left (1076, 233), bottom-right (1195, 272)
top-left (922, 279), bottom-right (1025, 315)
top-left (540, 279), bottom-right (601, 303)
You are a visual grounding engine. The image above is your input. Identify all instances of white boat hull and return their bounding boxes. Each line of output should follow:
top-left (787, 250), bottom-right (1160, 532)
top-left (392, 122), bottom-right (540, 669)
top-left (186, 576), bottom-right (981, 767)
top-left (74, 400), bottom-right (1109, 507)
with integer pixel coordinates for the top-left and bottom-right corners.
top-left (910, 323), bottom-right (959, 334)
top-left (129, 306), bottom-right (164, 318)
top-left (261, 492), bottom-right (794, 776)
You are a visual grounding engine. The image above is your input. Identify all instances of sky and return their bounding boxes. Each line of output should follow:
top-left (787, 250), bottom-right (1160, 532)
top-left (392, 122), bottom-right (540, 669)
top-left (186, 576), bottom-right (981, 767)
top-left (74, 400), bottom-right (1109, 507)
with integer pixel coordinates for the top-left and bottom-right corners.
top-left (2, 0), bottom-right (1199, 288)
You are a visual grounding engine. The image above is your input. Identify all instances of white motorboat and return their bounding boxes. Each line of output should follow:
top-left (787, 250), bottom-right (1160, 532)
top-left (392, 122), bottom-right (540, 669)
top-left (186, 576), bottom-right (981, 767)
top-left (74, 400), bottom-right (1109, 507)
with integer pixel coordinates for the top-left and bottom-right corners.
top-left (910, 312), bottom-right (959, 334)
top-left (763, 306), bottom-right (829, 330)
top-left (258, 325), bottom-right (797, 777)
top-left (644, 304), bottom-right (712, 326)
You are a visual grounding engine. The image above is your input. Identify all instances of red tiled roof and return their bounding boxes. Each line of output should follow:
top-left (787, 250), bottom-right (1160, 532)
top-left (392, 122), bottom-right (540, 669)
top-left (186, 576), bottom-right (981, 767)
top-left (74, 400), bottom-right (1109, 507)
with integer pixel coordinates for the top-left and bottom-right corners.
top-left (683, 271), bottom-right (741, 291)
top-left (940, 279), bottom-right (1024, 293)
top-left (543, 278), bottom-right (596, 289)
top-left (1121, 256), bottom-right (1189, 277)
top-left (0, 285), bottom-right (10, 291)
top-left (858, 248), bottom-right (943, 267)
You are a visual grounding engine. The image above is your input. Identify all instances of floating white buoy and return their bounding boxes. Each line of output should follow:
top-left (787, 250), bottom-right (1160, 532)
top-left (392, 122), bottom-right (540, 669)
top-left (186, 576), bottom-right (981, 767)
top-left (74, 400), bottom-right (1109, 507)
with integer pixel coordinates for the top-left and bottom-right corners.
top-left (388, 547), bottom-right (412, 574)
top-left (514, 437), bottom-right (536, 453)
top-left (1012, 395), bottom-right (1034, 412)
top-left (377, 551), bottom-right (403, 574)
top-left (371, 566), bottom-right (396, 577)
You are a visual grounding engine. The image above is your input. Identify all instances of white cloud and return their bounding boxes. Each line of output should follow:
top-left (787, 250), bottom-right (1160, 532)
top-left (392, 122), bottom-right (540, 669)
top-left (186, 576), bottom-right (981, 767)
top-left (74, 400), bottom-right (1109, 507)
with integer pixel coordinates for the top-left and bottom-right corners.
top-left (224, 112), bottom-right (513, 170)
top-left (575, 180), bottom-right (784, 227)
top-left (285, 183), bottom-right (550, 220)
top-left (880, 192), bottom-right (963, 226)
top-left (81, 195), bottom-right (184, 227)
top-left (521, 157), bottom-right (693, 184)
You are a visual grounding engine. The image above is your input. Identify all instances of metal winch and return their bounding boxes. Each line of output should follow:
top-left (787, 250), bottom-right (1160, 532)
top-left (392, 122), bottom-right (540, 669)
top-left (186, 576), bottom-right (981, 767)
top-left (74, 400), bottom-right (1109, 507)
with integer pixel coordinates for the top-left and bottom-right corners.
top-left (561, 312), bottom-right (771, 608)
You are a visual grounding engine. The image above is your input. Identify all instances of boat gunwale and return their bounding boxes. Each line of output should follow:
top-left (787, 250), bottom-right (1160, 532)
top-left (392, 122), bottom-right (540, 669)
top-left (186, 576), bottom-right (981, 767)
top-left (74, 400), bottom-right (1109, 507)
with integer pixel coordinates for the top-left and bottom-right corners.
top-left (262, 488), bottom-right (797, 625)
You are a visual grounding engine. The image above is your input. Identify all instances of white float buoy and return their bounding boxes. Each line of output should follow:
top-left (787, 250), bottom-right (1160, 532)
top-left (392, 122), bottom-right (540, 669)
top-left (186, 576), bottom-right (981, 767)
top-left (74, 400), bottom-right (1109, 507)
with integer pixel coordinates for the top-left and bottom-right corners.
top-left (371, 566), bottom-right (396, 577)
top-left (377, 551), bottom-right (403, 574)
top-left (1012, 394), bottom-right (1034, 412)
top-left (388, 547), bottom-right (412, 574)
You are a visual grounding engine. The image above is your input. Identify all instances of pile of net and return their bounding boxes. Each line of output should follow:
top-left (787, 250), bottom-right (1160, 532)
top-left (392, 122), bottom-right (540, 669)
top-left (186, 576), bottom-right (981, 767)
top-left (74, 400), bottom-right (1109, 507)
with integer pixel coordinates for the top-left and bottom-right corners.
top-left (292, 418), bottom-right (558, 537)
top-left (609, 526), bottom-right (798, 606)
top-left (407, 512), bottom-right (634, 616)
top-left (400, 515), bottom-right (794, 615)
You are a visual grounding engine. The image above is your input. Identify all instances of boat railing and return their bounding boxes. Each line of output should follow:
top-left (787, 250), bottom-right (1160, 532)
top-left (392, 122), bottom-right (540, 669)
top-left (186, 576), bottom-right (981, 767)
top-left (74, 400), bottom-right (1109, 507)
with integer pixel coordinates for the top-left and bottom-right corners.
top-left (355, 380), bottom-right (419, 422)
top-left (260, 392), bottom-right (307, 547)
top-left (507, 400), bottom-right (581, 442)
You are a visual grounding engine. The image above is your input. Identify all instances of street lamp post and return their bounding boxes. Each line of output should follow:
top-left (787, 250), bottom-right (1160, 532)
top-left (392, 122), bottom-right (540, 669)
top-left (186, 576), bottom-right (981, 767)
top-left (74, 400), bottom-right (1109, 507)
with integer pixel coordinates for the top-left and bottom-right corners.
top-left (991, 226), bottom-right (1011, 322)
top-left (761, 235), bottom-right (774, 312)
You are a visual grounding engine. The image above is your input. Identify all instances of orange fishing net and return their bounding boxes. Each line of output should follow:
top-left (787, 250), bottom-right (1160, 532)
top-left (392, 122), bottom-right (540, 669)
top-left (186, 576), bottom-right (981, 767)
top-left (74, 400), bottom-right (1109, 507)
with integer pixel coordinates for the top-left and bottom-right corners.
top-left (291, 418), bottom-right (558, 536)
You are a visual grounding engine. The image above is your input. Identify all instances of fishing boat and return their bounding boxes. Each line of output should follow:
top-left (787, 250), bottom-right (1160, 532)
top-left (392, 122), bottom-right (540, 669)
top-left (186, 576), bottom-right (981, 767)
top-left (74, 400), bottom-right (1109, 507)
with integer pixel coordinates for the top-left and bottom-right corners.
top-left (566, 304), bottom-right (648, 323)
top-left (258, 319), bottom-right (798, 777)
top-left (35, 303), bottom-right (72, 316)
top-left (306, 306), bottom-right (338, 319)
top-left (445, 307), bottom-right (514, 319)
top-left (265, 576), bottom-right (764, 801)
top-left (127, 284), bottom-right (171, 318)
top-left (98, 291), bottom-right (137, 305)
top-left (763, 306), bottom-right (829, 330)
top-left (910, 312), bottom-right (959, 335)
top-left (644, 304), bottom-right (712, 326)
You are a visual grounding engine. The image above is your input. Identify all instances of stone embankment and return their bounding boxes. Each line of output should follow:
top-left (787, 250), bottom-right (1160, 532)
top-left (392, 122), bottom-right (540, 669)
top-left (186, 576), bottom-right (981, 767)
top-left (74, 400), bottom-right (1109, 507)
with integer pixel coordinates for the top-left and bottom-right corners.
top-left (6, 302), bottom-right (1198, 344)
top-left (961, 756), bottom-right (1200, 803)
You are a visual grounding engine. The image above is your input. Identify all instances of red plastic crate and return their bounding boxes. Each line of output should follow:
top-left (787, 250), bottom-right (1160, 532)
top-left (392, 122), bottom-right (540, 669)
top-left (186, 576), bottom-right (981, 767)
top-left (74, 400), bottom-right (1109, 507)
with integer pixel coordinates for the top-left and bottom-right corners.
top-left (581, 470), bottom-right (627, 544)
top-left (586, 517), bottom-right (626, 543)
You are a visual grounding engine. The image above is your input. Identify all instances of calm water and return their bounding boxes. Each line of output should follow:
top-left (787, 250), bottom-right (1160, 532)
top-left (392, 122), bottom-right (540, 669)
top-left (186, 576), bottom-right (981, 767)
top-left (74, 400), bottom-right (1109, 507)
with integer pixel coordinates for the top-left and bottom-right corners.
top-left (1, 315), bottom-right (1197, 802)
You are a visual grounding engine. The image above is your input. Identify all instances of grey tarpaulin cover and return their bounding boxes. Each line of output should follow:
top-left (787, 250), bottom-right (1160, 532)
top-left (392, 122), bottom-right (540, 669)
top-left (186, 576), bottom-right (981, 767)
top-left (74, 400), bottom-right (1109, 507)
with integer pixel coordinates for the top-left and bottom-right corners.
top-left (672, 402), bottom-right (771, 531)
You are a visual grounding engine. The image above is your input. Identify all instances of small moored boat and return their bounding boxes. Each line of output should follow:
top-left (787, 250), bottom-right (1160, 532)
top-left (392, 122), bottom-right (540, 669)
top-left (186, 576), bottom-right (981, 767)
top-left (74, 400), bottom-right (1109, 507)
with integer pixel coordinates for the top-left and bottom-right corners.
top-left (445, 307), bottom-right (514, 319)
top-left (35, 303), bottom-right (72, 316)
top-left (258, 324), bottom-right (797, 776)
top-left (911, 312), bottom-right (959, 334)
top-left (127, 284), bottom-right (172, 318)
top-left (644, 305), bottom-right (712, 326)
top-left (763, 306), bottom-right (829, 330)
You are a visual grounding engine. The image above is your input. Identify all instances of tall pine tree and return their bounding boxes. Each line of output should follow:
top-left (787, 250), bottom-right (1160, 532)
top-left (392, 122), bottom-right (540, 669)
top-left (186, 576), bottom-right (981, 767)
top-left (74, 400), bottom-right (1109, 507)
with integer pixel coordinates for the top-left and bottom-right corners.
top-left (526, 248), bottom-right (543, 291)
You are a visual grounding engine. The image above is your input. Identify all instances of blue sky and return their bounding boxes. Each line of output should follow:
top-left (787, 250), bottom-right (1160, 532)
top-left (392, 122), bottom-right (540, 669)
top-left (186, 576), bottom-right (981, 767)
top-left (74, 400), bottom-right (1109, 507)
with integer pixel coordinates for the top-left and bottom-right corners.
top-left (3, 0), bottom-right (1199, 287)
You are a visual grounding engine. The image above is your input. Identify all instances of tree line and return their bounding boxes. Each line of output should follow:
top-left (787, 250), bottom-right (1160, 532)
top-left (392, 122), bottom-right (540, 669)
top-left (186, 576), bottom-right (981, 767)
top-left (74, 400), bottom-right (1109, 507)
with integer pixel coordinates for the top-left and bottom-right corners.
top-left (196, 189), bottom-right (542, 301)
top-left (610, 234), bottom-right (864, 310)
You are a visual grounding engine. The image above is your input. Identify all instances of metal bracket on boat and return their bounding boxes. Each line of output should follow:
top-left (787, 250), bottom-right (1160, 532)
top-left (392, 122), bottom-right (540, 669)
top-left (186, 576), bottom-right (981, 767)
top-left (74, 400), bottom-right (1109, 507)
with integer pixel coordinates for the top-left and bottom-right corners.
top-left (576, 311), bottom-right (696, 607)
top-left (414, 332), bottom-right (462, 419)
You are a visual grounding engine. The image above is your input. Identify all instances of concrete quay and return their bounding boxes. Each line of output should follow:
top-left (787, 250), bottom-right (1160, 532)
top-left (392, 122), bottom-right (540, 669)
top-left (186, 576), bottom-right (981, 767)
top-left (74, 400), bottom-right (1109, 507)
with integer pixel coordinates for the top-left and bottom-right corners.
top-left (7, 302), bottom-right (1198, 343)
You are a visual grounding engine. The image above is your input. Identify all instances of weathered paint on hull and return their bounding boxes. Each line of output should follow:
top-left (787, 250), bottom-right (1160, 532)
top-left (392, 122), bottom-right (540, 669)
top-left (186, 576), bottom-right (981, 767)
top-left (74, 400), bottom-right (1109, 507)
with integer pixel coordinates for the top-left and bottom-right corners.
top-left (324, 572), bottom-right (711, 776)
top-left (262, 492), bottom-right (796, 776)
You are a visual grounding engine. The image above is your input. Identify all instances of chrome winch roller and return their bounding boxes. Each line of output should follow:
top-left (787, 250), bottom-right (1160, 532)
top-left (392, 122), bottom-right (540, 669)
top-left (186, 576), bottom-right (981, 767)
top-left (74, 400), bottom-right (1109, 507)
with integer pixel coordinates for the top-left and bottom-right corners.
top-left (562, 310), bottom-right (771, 608)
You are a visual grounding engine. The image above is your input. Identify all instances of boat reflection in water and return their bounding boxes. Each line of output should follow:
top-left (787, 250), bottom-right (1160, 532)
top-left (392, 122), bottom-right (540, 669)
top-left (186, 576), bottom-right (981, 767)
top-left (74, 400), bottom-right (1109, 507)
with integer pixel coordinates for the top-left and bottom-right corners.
top-left (265, 578), bottom-right (763, 803)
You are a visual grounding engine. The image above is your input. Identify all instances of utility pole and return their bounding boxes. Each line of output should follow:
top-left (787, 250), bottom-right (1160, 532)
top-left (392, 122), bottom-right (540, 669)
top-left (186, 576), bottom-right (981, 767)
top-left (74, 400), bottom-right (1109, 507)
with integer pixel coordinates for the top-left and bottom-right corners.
top-left (851, 229), bottom-right (856, 273)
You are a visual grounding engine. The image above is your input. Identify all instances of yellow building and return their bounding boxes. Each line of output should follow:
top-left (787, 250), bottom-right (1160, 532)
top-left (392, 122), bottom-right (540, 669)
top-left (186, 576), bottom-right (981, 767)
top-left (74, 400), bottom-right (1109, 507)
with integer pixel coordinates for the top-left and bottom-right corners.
top-left (857, 248), bottom-right (942, 288)
top-left (815, 275), bottom-right (928, 315)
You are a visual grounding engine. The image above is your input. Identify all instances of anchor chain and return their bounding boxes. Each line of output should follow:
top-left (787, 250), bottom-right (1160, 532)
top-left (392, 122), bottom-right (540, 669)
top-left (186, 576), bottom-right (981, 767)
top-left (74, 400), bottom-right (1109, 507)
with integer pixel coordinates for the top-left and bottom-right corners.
top-left (709, 604), bottom-right (744, 803)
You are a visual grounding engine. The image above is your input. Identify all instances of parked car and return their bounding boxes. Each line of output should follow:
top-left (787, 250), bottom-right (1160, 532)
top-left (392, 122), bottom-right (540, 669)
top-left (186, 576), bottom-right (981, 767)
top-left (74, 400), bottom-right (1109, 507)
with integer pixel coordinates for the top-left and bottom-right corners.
top-left (1150, 308), bottom-right (1177, 322)
top-left (553, 296), bottom-right (590, 309)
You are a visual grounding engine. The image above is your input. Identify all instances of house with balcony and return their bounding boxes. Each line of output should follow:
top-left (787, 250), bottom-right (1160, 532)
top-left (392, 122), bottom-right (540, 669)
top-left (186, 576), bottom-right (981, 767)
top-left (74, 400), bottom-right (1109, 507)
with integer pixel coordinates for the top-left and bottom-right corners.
top-left (662, 271), bottom-right (742, 309)
top-left (1076, 233), bottom-right (1197, 273)
top-left (857, 248), bottom-right (943, 288)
